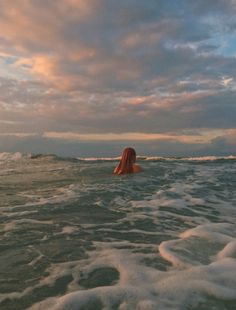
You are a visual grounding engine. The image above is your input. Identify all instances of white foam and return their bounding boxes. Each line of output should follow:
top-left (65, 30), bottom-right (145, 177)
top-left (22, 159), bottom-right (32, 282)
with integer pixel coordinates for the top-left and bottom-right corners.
top-left (159, 223), bottom-right (236, 268)
top-left (2, 184), bottom-right (79, 213)
top-left (147, 155), bottom-right (236, 161)
top-left (0, 152), bottom-right (31, 162)
top-left (0, 259), bottom-right (81, 305)
top-left (77, 156), bottom-right (120, 161)
top-left (2, 221), bottom-right (236, 310)
top-left (1, 151), bottom-right (235, 310)
top-left (217, 241), bottom-right (236, 259)
top-left (1, 152), bottom-right (235, 164)
top-left (55, 226), bottom-right (79, 235)
top-left (179, 223), bottom-right (235, 243)
top-left (27, 240), bottom-right (236, 310)
top-left (3, 219), bottom-right (53, 232)
top-left (182, 155), bottom-right (236, 161)
top-left (159, 238), bottom-right (191, 268)
top-left (28, 246), bottom-right (45, 267)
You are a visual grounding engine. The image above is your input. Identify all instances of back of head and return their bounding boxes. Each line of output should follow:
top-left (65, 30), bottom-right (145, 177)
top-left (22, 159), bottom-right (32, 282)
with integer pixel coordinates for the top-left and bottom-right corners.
top-left (115, 147), bottom-right (136, 174)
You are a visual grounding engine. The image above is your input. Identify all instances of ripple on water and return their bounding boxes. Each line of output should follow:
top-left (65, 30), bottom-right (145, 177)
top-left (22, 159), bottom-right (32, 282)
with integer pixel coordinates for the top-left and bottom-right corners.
top-left (0, 157), bottom-right (236, 310)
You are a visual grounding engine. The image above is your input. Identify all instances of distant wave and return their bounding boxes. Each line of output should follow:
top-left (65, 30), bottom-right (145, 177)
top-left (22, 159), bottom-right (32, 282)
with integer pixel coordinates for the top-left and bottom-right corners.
top-left (76, 155), bottom-right (236, 161)
top-left (0, 152), bottom-right (30, 161)
top-left (0, 152), bottom-right (59, 162)
top-left (140, 155), bottom-right (236, 161)
top-left (1, 152), bottom-right (236, 163)
top-left (77, 156), bottom-right (121, 161)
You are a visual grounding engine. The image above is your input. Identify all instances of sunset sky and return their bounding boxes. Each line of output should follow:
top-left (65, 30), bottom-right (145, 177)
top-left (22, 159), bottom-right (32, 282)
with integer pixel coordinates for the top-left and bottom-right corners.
top-left (0, 0), bottom-right (236, 156)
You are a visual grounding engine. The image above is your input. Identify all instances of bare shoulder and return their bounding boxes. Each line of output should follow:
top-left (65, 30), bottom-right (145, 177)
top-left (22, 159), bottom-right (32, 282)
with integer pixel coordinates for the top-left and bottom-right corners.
top-left (133, 164), bottom-right (142, 173)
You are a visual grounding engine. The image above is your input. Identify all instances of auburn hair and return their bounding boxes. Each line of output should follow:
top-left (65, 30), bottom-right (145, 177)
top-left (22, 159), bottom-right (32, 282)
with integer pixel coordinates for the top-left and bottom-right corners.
top-left (114, 147), bottom-right (136, 174)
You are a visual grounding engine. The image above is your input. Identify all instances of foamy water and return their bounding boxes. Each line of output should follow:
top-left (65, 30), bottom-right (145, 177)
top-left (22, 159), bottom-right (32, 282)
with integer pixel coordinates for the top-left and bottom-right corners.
top-left (0, 153), bottom-right (236, 310)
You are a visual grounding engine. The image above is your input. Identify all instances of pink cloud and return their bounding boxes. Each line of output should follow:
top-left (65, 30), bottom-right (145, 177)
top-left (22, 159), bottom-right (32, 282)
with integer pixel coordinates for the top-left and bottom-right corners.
top-left (0, 0), bottom-right (236, 150)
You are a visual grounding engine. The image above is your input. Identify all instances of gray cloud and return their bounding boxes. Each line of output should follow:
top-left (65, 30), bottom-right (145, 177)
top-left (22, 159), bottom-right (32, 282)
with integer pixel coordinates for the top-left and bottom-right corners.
top-left (0, 0), bottom-right (236, 155)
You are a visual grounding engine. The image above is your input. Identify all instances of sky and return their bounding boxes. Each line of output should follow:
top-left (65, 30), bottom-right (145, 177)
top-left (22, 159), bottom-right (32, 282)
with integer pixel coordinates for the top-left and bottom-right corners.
top-left (0, 0), bottom-right (236, 157)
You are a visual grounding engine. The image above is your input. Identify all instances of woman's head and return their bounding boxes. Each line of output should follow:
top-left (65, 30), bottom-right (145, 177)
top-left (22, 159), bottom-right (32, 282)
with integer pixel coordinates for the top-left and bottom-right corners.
top-left (121, 147), bottom-right (136, 163)
top-left (114, 147), bottom-right (136, 174)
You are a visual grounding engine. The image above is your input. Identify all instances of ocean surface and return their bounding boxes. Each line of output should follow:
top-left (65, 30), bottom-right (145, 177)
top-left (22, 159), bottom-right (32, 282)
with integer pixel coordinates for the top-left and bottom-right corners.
top-left (0, 152), bottom-right (236, 310)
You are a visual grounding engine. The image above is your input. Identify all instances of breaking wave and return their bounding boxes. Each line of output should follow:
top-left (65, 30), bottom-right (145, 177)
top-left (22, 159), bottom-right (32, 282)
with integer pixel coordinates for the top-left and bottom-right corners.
top-left (1, 152), bottom-right (236, 163)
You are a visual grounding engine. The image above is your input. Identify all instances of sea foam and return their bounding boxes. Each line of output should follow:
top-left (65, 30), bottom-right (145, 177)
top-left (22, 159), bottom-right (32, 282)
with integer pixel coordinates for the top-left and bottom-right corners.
top-left (0, 152), bottom-right (235, 310)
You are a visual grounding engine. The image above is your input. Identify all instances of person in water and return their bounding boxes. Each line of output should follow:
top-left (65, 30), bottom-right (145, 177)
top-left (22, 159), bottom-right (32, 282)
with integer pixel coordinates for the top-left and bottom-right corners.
top-left (113, 147), bottom-right (142, 175)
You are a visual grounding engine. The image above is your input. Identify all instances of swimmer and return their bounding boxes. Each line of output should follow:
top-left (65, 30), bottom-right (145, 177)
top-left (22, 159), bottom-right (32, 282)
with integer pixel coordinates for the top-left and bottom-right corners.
top-left (113, 147), bottom-right (142, 175)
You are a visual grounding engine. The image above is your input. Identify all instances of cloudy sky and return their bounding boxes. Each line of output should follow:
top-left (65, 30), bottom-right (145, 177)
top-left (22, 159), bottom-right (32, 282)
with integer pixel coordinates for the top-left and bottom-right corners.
top-left (0, 0), bottom-right (236, 157)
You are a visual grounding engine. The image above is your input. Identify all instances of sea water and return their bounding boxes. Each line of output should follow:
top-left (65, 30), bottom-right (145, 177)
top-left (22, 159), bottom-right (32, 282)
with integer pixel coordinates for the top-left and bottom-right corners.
top-left (0, 153), bottom-right (236, 310)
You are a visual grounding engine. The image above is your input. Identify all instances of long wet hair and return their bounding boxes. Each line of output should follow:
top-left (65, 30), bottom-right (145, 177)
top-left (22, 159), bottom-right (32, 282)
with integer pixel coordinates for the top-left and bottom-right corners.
top-left (114, 147), bottom-right (136, 175)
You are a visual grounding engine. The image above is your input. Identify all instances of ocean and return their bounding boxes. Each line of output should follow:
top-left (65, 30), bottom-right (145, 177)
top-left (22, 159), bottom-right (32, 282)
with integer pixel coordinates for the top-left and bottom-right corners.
top-left (0, 152), bottom-right (236, 310)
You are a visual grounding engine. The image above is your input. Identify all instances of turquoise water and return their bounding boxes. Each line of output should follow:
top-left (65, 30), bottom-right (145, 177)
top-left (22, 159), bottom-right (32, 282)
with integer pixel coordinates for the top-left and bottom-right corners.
top-left (0, 153), bottom-right (236, 309)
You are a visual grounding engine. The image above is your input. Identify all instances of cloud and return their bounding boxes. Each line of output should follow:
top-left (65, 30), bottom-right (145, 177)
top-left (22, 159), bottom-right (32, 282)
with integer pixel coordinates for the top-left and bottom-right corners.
top-left (0, 132), bottom-right (37, 137)
top-left (0, 1), bottom-right (236, 155)
top-left (41, 127), bottom-right (236, 148)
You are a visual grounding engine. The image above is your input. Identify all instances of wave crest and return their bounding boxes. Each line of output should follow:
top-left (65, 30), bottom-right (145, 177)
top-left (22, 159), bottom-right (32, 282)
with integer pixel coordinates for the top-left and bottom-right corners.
top-left (0, 152), bottom-right (236, 163)
top-left (0, 152), bottom-right (29, 161)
